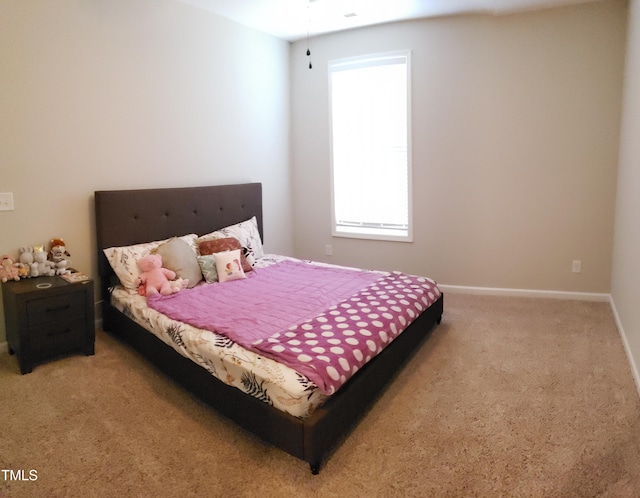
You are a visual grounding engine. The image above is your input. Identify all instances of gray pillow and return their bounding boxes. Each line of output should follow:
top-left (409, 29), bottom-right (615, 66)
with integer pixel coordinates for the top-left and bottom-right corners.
top-left (152, 237), bottom-right (202, 288)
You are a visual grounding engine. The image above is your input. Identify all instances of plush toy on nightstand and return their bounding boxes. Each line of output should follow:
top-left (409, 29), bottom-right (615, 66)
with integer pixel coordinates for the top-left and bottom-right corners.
top-left (15, 264), bottom-right (29, 279)
top-left (49, 245), bottom-right (70, 275)
top-left (0, 255), bottom-right (20, 282)
top-left (18, 247), bottom-right (35, 278)
top-left (136, 254), bottom-right (177, 297)
top-left (48, 238), bottom-right (71, 275)
top-left (32, 248), bottom-right (56, 277)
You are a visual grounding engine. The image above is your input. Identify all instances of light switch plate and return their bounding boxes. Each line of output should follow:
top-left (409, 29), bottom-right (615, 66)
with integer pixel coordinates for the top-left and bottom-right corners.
top-left (0, 192), bottom-right (14, 211)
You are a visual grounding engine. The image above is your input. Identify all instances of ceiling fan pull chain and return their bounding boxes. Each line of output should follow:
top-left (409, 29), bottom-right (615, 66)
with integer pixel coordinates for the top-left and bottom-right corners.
top-left (306, 1), bottom-right (313, 69)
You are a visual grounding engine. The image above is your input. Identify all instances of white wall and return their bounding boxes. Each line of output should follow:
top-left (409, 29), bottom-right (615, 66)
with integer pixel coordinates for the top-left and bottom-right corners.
top-left (0, 0), bottom-right (292, 342)
top-left (612, 0), bottom-right (640, 386)
top-left (0, 0), bottom-right (631, 348)
top-left (290, 1), bottom-right (626, 294)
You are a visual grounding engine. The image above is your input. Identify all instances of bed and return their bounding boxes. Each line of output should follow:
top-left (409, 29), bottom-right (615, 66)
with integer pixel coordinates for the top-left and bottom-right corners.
top-left (94, 183), bottom-right (443, 473)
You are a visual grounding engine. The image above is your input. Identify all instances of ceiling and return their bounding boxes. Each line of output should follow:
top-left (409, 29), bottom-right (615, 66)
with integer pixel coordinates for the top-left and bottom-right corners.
top-left (176, 0), bottom-right (602, 41)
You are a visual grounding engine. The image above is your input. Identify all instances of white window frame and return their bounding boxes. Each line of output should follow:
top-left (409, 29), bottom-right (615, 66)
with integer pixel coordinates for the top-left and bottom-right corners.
top-left (329, 50), bottom-right (413, 242)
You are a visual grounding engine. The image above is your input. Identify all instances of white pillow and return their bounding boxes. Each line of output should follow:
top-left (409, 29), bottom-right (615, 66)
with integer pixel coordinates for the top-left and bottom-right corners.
top-left (214, 249), bottom-right (246, 283)
top-left (103, 234), bottom-right (197, 292)
top-left (197, 216), bottom-right (264, 262)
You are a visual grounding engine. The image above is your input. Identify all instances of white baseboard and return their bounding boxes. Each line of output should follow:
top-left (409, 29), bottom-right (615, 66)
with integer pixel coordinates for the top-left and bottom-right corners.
top-left (609, 297), bottom-right (640, 397)
top-left (0, 341), bottom-right (7, 354)
top-left (438, 284), bottom-right (610, 302)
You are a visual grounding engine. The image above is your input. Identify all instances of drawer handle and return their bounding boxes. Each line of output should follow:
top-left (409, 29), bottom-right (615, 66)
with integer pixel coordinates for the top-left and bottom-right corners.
top-left (46, 304), bottom-right (71, 313)
top-left (47, 328), bottom-right (72, 337)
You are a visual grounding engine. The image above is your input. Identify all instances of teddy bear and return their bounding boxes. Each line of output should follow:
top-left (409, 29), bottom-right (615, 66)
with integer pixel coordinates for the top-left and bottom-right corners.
top-left (136, 254), bottom-right (177, 296)
top-left (49, 238), bottom-right (70, 260)
top-left (49, 245), bottom-right (70, 275)
top-left (33, 248), bottom-right (56, 277)
top-left (0, 255), bottom-right (20, 283)
top-left (48, 238), bottom-right (71, 275)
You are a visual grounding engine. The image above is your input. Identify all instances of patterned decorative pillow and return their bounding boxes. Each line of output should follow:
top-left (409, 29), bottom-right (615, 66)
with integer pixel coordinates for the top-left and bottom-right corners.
top-left (198, 237), bottom-right (252, 273)
top-left (152, 237), bottom-right (202, 288)
top-left (103, 234), bottom-right (197, 292)
top-left (197, 255), bottom-right (218, 283)
top-left (214, 249), bottom-right (246, 283)
top-left (197, 216), bottom-right (263, 263)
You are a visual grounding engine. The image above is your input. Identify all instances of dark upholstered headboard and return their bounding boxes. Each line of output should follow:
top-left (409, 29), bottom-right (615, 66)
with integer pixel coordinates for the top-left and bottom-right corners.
top-left (94, 183), bottom-right (262, 300)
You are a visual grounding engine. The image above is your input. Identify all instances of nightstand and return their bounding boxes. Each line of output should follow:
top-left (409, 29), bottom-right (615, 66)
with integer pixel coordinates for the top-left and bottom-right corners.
top-left (2, 276), bottom-right (95, 374)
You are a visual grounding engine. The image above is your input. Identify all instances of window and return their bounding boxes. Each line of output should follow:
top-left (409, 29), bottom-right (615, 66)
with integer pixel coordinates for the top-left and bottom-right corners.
top-left (329, 50), bottom-right (412, 241)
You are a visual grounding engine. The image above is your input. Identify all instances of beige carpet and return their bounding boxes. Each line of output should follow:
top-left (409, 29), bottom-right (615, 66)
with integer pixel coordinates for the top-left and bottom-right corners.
top-left (1, 293), bottom-right (640, 497)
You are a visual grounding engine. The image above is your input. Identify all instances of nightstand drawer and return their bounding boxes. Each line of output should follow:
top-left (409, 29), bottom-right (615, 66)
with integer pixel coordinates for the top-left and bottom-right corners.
top-left (29, 315), bottom-right (87, 351)
top-left (26, 291), bottom-right (85, 326)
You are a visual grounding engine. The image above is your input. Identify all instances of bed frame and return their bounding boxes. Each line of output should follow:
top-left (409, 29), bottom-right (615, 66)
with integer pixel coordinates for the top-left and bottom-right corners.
top-left (94, 183), bottom-right (443, 474)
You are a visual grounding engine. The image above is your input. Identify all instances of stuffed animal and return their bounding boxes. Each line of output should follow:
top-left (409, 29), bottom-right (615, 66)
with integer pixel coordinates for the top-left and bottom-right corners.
top-left (137, 276), bottom-right (189, 297)
top-left (33, 248), bottom-right (56, 277)
top-left (16, 264), bottom-right (29, 279)
top-left (49, 245), bottom-right (70, 275)
top-left (0, 255), bottom-right (20, 283)
top-left (169, 277), bottom-right (189, 293)
top-left (136, 254), bottom-right (176, 296)
top-left (49, 238), bottom-right (70, 261)
top-left (18, 247), bottom-right (35, 277)
top-left (48, 238), bottom-right (71, 275)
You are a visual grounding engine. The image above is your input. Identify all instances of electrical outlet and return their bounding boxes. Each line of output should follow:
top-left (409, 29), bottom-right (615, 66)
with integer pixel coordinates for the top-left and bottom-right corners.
top-left (325, 244), bottom-right (333, 256)
top-left (572, 260), bottom-right (582, 273)
top-left (0, 192), bottom-right (14, 211)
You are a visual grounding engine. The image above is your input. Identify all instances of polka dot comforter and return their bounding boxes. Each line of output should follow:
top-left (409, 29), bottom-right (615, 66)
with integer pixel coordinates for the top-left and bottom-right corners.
top-left (253, 268), bottom-right (441, 395)
top-left (147, 258), bottom-right (441, 396)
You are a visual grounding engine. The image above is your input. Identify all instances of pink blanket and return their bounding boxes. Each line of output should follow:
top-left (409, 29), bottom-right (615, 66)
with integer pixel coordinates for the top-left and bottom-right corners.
top-left (148, 260), bottom-right (380, 343)
top-left (148, 260), bottom-right (441, 394)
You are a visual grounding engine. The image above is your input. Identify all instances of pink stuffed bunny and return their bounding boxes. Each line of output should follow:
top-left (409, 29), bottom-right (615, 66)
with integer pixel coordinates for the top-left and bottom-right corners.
top-left (136, 254), bottom-right (176, 296)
